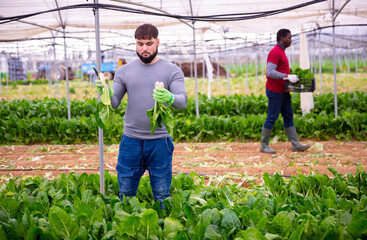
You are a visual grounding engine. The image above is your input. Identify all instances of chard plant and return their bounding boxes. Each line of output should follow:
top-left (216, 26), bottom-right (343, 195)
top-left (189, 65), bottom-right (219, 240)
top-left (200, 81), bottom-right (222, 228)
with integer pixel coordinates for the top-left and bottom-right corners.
top-left (146, 81), bottom-right (174, 136)
top-left (93, 68), bottom-right (117, 131)
top-left (0, 167), bottom-right (367, 239)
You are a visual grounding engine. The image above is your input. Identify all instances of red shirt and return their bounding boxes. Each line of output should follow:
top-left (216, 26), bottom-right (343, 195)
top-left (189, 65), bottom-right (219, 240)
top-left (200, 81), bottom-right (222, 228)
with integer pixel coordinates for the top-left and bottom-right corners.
top-left (266, 45), bottom-right (290, 93)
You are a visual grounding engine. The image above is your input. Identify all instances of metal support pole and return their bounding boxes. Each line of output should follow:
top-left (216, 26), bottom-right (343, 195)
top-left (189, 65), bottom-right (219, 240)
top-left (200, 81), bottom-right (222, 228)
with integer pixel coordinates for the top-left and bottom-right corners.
top-left (63, 27), bottom-right (71, 120)
top-left (94, 0), bottom-right (105, 195)
top-left (332, 0), bottom-right (338, 118)
top-left (189, 0), bottom-right (199, 118)
top-left (255, 46), bottom-right (258, 89)
top-left (355, 49), bottom-right (358, 77)
top-left (224, 29), bottom-right (230, 96)
top-left (260, 47), bottom-right (263, 78)
top-left (318, 30), bottom-right (322, 93)
top-left (245, 39), bottom-right (249, 91)
top-left (216, 51), bottom-right (219, 82)
top-left (53, 37), bottom-right (60, 100)
top-left (44, 52), bottom-right (48, 85)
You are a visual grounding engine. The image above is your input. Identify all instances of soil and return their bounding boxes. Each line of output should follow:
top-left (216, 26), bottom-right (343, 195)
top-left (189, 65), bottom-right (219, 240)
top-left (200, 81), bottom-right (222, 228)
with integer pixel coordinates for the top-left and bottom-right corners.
top-left (1, 140), bottom-right (366, 186)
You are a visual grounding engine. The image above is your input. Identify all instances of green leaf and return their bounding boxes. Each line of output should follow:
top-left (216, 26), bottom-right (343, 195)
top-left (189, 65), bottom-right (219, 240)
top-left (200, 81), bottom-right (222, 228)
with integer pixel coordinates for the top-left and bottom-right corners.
top-left (184, 205), bottom-right (196, 223)
top-left (322, 186), bottom-right (337, 209)
top-left (163, 217), bottom-right (184, 240)
top-left (193, 222), bottom-right (207, 239)
top-left (76, 203), bottom-right (94, 219)
top-left (235, 227), bottom-right (267, 240)
top-left (120, 215), bottom-right (141, 237)
top-left (347, 186), bottom-right (359, 195)
top-left (113, 209), bottom-right (130, 223)
top-left (288, 221), bottom-right (305, 240)
top-left (346, 211), bottom-right (367, 238)
top-left (95, 102), bottom-right (107, 130)
top-left (26, 225), bottom-right (51, 240)
top-left (201, 208), bottom-right (221, 226)
top-left (147, 101), bottom-right (174, 136)
top-left (93, 68), bottom-right (116, 130)
top-left (0, 198), bottom-right (19, 219)
top-left (77, 226), bottom-right (89, 240)
top-left (36, 191), bottom-right (50, 215)
top-left (127, 197), bottom-right (141, 213)
top-left (0, 221), bottom-right (18, 240)
top-left (173, 231), bottom-right (189, 240)
top-left (81, 189), bottom-right (94, 205)
top-left (76, 203), bottom-right (94, 229)
top-left (49, 206), bottom-right (79, 239)
top-left (244, 209), bottom-right (262, 228)
top-left (99, 105), bottom-right (116, 130)
top-left (141, 209), bottom-right (158, 238)
top-left (204, 225), bottom-right (222, 239)
top-left (221, 209), bottom-right (241, 231)
top-left (93, 67), bottom-right (99, 77)
top-left (320, 216), bottom-right (337, 233)
top-left (264, 233), bottom-right (282, 240)
top-left (91, 220), bottom-right (107, 240)
top-left (101, 87), bottom-right (111, 105)
top-left (272, 211), bottom-right (292, 238)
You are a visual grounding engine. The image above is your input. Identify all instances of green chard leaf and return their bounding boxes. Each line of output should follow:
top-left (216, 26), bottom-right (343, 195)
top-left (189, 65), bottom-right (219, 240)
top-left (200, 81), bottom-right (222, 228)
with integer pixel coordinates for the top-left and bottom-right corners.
top-left (147, 101), bottom-right (174, 136)
top-left (93, 68), bottom-right (117, 130)
top-left (49, 206), bottom-right (79, 239)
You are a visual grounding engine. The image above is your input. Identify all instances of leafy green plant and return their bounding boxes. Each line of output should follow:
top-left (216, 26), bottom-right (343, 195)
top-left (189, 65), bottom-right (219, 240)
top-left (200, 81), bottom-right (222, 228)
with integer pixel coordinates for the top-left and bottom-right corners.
top-left (0, 167), bottom-right (367, 239)
top-left (93, 68), bottom-right (117, 131)
top-left (146, 82), bottom-right (174, 135)
top-left (1, 92), bottom-right (366, 144)
top-left (290, 67), bottom-right (315, 79)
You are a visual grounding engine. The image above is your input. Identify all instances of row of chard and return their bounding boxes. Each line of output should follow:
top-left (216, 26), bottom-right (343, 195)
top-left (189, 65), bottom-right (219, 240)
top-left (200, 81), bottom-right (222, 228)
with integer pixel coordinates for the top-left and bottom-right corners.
top-left (0, 92), bottom-right (366, 144)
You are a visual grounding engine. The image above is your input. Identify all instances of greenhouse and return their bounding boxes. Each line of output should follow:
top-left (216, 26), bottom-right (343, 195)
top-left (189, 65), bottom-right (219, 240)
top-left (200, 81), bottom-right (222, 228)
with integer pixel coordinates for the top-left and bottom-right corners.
top-left (0, 0), bottom-right (367, 239)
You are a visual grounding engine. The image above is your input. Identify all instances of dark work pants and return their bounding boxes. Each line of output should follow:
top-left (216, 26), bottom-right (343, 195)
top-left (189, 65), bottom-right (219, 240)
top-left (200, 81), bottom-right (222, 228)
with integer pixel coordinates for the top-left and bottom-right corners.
top-left (263, 88), bottom-right (294, 130)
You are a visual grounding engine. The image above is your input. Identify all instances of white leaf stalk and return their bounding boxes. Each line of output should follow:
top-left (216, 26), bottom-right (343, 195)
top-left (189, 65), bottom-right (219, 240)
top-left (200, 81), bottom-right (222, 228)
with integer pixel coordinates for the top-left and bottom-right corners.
top-left (154, 81), bottom-right (164, 115)
top-left (99, 72), bottom-right (111, 106)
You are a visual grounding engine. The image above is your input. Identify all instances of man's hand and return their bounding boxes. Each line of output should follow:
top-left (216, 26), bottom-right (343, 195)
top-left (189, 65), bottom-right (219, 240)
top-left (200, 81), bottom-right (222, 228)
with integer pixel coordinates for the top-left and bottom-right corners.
top-left (153, 88), bottom-right (174, 105)
top-left (96, 81), bottom-right (114, 96)
top-left (284, 74), bottom-right (299, 83)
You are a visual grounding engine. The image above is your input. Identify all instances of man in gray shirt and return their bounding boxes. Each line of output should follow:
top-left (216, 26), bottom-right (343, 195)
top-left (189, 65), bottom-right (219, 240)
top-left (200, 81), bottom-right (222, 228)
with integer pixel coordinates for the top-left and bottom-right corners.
top-left (97, 24), bottom-right (187, 207)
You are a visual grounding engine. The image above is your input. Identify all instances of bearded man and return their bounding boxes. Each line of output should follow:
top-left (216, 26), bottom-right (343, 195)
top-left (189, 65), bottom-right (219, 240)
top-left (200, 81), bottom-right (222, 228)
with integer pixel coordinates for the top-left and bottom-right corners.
top-left (97, 23), bottom-right (187, 208)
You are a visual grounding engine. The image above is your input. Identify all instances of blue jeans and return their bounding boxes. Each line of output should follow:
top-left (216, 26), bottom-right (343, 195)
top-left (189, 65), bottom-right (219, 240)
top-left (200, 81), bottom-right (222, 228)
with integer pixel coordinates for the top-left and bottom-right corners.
top-left (263, 88), bottom-right (294, 130)
top-left (116, 134), bottom-right (174, 203)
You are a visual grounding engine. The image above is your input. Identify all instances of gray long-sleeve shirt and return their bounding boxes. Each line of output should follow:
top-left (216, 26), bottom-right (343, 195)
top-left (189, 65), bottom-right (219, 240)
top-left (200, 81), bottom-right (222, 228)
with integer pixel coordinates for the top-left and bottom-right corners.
top-left (266, 43), bottom-right (288, 80)
top-left (110, 58), bottom-right (187, 140)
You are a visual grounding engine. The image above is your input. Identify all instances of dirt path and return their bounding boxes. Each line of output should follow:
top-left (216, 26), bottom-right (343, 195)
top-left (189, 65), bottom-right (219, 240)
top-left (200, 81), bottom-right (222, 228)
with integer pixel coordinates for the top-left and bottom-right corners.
top-left (1, 140), bottom-right (366, 185)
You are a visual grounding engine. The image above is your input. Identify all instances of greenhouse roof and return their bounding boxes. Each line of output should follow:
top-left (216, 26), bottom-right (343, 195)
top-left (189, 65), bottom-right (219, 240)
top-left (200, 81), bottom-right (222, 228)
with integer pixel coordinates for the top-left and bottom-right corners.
top-left (0, 0), bottom-right (366, 56)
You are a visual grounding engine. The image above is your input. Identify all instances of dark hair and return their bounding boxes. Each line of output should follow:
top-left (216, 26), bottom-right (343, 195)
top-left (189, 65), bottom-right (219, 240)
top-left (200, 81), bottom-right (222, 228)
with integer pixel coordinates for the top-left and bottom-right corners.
top-left (277, 29), bottom-right (291, 42)
top-left (134, 24), bottom-right (159, 40)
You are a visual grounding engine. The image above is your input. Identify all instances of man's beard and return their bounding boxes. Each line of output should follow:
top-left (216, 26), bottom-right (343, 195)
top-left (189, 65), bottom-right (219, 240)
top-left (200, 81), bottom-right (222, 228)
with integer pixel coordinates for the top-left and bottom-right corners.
top-left (137, 48), bottom-right (158, 64)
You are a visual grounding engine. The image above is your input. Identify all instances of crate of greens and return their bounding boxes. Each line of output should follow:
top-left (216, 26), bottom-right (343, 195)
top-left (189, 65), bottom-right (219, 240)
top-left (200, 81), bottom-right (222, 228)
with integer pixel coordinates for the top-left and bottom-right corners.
top-left (285, 68), bottom-right (315, 92)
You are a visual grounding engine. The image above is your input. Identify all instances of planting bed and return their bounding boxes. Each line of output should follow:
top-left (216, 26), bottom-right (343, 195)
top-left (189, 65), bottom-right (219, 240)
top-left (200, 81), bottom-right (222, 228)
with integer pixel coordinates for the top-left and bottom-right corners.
top-left (1, 140), bottom-right (366, 185)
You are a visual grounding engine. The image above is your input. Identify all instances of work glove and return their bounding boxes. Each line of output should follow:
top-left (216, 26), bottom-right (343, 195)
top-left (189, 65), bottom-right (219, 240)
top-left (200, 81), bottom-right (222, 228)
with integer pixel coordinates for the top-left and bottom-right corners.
top-left (153, 88), bottom-right (175, 105)
top-left (96, 80), bottom-right (114, 96)
top-left (284, 74), bottom-right (299, 83)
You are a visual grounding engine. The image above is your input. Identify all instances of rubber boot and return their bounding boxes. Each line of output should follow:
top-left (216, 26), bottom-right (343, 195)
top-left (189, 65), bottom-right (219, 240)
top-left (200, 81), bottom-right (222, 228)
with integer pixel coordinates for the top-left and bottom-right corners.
top-left (260, 128), bottom-right (276, 154)
top-left (285, 126), bottom-right (310, 152)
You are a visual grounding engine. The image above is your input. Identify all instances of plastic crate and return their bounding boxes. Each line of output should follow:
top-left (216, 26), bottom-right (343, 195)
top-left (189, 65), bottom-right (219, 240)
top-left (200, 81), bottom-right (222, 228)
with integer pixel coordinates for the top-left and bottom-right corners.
top-left (285, 78), bottom-right (315, 92)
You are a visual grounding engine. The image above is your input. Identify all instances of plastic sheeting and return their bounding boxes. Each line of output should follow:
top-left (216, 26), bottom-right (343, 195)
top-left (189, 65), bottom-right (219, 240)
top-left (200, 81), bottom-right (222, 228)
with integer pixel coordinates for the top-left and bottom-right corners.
top-left (1, 0), bottom-right (366, 48)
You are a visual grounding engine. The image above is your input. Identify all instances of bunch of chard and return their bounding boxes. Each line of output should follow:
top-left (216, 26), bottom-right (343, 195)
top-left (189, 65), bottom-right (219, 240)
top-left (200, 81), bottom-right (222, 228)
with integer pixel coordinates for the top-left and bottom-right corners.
top-left (94, 68), bottom-right (116, 130)
top-left (146, 81), bottom-right (174, 135)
